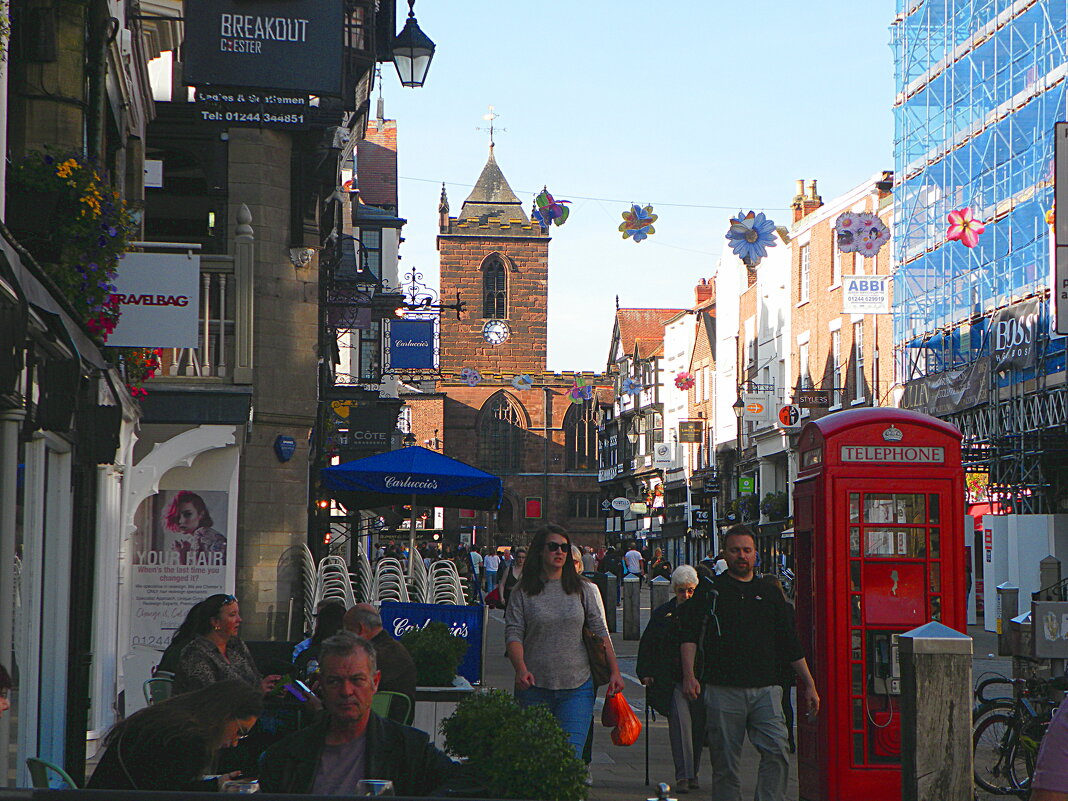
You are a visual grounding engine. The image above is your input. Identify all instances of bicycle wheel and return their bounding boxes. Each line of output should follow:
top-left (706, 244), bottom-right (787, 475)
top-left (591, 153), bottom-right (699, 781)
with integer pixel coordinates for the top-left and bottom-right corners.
top-left (974, 712), bottom-right (1019, 795)
top-left (1007, 717), bottom-right (1048, 791)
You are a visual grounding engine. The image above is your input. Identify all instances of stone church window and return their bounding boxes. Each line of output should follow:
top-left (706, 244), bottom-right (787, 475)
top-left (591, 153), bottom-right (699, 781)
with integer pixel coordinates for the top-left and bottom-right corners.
top-left (564, 402), bottom-right (597, 471)
top-left (482, 255), bottom-right (507, 318)
top-left (479, 392), bottom-right (524, 473)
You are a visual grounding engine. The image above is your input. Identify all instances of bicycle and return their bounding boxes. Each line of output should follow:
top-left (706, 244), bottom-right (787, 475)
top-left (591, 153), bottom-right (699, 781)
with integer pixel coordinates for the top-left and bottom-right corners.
top-left (972, 674), bottom-right (1067, 796)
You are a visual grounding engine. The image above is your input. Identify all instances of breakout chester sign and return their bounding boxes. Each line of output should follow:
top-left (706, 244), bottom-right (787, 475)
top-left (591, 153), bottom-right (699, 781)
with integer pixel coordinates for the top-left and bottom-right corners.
top-left (184, 0), bottom-right (344, 96)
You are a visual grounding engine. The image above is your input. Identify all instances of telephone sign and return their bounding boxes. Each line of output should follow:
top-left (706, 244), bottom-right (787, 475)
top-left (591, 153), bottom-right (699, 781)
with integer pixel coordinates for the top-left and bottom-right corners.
top-left (778, 405), bottom-right (801, 427)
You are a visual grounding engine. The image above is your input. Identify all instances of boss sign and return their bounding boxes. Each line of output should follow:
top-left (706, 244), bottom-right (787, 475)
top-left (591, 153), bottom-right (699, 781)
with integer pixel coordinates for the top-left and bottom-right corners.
top-left (842, 276), bottom-right (890, 314)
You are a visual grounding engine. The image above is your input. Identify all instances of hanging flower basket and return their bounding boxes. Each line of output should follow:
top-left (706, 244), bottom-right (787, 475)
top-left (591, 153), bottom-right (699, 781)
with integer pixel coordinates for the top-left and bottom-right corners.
top-left (7, 151), bottom-right (132, 342)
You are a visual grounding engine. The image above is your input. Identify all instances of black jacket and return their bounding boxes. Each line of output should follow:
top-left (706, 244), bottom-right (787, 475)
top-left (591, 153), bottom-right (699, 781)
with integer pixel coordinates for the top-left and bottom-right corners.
top-left (636, 598), bottom-right (685, 716)
top-left (258, 712), bottom-right (460, 796)
top-left (678, 572), bottom-right (803, 689)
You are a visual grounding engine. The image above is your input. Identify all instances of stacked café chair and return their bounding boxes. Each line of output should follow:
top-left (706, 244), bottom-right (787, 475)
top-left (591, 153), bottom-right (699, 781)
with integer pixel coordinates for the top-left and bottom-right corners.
top-left (300, 545), bottom-right (318, 632)
top-left (352, 548), bottom-right (374, 604)
top-left (429, 561), bottom-right (466, 605)
top-left (408, 551), bottom-right (430, 603)
top-left (315, 555), bottom-right (356, 611)
top-left (372, 557), bottom-right (410, 603)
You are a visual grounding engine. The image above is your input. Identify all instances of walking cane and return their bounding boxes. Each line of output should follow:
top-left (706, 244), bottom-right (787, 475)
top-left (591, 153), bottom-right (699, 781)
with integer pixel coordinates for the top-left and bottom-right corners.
top-left (644, 685), bottom-right (650, 786)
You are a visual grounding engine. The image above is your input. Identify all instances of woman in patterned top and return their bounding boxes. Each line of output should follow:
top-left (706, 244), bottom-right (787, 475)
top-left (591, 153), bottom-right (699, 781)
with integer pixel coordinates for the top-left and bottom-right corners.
top-left (174, 593), bottom-right (280, 696)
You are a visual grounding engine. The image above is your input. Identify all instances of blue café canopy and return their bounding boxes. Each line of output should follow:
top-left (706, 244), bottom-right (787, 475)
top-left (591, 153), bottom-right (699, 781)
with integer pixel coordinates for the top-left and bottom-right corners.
top-left (320, 445), bottom-right (503, 511)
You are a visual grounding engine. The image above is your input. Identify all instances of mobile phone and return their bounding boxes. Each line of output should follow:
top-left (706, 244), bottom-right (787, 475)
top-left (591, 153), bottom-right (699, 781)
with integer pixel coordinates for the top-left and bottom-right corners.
top-left (285, 680), bottom-right (312, 702)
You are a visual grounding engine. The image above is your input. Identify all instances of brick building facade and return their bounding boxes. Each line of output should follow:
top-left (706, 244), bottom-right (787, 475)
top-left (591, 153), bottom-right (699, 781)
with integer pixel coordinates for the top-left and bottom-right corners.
top-left (402, 147), bottom-right (604, 547)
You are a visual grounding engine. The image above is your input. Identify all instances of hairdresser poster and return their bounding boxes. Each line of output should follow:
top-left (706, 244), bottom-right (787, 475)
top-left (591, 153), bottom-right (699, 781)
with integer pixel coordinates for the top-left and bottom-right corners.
top-left (129, 489), bottom-right (234, 650)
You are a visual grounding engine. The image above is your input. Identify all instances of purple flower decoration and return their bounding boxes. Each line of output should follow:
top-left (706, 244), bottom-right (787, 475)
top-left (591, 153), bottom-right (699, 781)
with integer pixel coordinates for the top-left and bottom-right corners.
top-left (43, 155), bottom-right (54, 165)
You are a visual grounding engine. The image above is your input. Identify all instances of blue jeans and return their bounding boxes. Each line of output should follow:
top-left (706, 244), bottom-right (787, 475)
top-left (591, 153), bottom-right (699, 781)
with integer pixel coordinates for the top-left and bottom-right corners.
top-left (485, 570), bottom-right (498, 592)
top-left (516, 677), bottom-right (595, 759)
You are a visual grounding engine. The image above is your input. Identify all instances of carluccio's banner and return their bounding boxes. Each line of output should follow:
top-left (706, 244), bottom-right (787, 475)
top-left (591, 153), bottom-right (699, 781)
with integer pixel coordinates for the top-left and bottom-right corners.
top-left (184, 0), bottom-right (344, 95)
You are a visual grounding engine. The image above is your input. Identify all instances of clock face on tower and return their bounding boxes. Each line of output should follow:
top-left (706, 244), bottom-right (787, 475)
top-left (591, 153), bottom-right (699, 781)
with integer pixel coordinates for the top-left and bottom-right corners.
top-left (482, 319), bottom-right (511, 345)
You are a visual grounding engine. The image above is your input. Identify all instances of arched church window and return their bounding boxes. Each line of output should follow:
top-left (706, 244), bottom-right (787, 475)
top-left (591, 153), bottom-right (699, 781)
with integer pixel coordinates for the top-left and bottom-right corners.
top-left (564, 402), bottom-right (598, 471)
top-left (479, 392), bottom-right (524, 473)
top-left (482, 255), bottom-right (507, 319)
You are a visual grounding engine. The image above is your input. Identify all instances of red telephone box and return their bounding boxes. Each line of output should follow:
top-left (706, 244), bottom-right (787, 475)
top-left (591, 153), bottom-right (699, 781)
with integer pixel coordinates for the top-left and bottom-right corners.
top-left (793, 408), bottom-right (965, 801)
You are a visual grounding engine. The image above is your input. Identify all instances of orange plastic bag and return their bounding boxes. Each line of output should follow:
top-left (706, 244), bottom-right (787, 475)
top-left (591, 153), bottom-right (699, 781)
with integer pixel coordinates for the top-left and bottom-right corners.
top-left (601, 692), bottom-right (641, 746)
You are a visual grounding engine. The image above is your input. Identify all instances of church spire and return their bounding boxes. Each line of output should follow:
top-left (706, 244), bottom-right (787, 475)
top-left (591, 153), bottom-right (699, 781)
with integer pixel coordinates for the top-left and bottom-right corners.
top-left (459, 145), bottom-right (527, 223)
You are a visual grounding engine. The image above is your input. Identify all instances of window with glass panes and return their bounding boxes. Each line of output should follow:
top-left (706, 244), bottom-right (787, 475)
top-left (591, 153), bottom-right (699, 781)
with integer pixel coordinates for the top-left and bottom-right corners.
top-left (800, 245), bottom-right (811, 302)
top-left (831, 330), bottom-right (842, 405)
top-left (853, 321), bottom-right (865, 401)
top-left (845, 491), bottom-right (942, 766)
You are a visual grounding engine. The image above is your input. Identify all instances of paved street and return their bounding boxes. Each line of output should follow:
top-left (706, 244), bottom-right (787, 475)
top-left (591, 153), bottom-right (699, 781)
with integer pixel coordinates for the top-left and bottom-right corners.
top-left (482, 585), bottom-right (1011, 801)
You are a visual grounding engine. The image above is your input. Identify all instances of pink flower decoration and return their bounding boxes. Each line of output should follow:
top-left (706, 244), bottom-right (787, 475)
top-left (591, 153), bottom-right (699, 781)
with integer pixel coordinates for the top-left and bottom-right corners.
top-left (674, 372), bottom-right (695, 390)
top-left (946, 207), bottom-right (985, 248)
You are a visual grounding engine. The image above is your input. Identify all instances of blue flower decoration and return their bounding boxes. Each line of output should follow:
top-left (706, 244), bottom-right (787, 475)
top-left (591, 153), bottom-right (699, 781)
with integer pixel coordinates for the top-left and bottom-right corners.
top-left (619, 204), bottom-right (658, 243)
top-left (725, 211), bottom-right (778, 267)
top-left (621, 376), bottom-right (642, 395)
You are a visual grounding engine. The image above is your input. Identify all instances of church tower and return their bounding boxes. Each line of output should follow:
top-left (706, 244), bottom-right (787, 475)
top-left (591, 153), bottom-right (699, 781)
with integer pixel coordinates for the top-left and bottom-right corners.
top-left (436, 146), bottom-right (549, 376)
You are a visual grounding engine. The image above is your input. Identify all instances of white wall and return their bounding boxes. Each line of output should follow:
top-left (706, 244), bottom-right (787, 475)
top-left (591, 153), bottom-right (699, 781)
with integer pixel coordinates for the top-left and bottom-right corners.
top-left (662, 314), bottom-right (695, 473)
top-left (982, 514), bottom-right (1068, 631)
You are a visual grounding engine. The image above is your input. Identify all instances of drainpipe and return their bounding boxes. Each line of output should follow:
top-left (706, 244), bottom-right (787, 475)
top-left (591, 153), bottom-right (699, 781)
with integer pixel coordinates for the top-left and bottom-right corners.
top-left (86, 3), bottom-right (116, 162)
top-left (543, 386), bottom-right (550, 518)
top-left (0, 0), bottom-right (10, 220)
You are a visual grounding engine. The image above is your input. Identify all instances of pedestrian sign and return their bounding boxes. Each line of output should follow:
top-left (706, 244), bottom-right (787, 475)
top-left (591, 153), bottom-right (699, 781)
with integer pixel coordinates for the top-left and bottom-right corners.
top-left (778, 405), bottom-right (801, 428)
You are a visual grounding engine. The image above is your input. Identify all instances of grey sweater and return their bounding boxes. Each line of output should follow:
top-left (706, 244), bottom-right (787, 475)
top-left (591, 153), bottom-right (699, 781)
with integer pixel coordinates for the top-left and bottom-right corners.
top-left (505, 579), bottom-right (609, 690)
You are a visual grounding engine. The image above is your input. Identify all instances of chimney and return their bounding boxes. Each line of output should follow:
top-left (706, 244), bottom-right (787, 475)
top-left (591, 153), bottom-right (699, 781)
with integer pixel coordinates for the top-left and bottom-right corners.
top-left (792, 178), bottom-right (824, 222)
top-left (356, 119), bottom-right (398, 210)
top-left (694, 277), bottom-right (715, 305)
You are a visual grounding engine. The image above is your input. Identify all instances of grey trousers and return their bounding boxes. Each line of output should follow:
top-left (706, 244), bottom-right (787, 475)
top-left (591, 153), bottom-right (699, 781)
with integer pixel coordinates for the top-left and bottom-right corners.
top-left (667, 684), bottom-right (706, 782)
top-left (703, 685), bottom-right (790, 801)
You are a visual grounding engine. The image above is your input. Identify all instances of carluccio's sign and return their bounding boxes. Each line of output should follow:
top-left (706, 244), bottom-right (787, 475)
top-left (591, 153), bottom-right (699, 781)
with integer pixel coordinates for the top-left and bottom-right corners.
top-left (184, 0), bottom-right (344, 95)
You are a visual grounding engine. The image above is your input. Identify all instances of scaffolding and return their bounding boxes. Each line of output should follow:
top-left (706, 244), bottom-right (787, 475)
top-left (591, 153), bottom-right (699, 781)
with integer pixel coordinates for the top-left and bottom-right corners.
top-left (891, 0), bottom-right (1068, 511)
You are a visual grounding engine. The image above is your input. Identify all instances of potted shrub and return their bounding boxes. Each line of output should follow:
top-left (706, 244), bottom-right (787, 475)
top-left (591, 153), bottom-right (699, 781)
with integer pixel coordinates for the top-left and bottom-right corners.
top-left (400, 621), bottom-right (469, 687)
top-left (443, 689), bottom-right (587, 801)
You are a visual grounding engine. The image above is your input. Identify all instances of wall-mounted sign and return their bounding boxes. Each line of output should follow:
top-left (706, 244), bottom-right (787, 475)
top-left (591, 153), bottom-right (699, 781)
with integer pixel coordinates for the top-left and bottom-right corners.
top-left (840, 445), bottom-right (945, 464)
top-left (610, 497), bottom-right (630, 511)
top-left (653, 442), bottom-right (672, 467)
top-left (742, 393), bottom-right (774, 423)
top-left (992, 298), bottom-right (1040, 373)
top-left (900, 358), bottom-right (990, 416)
top-left (378, 601), bottom-right (484, 684)
top-left (107, 251), bottom-right (200, 347)
top-left (383, 319), bottom-right (438, 372)
top-left (330, 400), bottom-right (402, 459)
top-left (1054, 122), bottom-right (1068, 335)
top-left (739, 476), bottom-right (756, 494)
top-left (841, 276), bottom-right (890, 314)
top-left (273, 435), bottom-right (296, 462)
top-left (630, 502), bottom-right (649, 515)
top-left (1033, 601), bottom-right (1068, 659)
top-left (195, 87), bottom-right (311, 129)
top-left (796, 389), bottom-right (832, 409)
top-left (183, 0), bottom-right (344, 96)
top-left (778, 405), bottom-right (801, 427)
top-left (678, 420), bottom-right (704, 443)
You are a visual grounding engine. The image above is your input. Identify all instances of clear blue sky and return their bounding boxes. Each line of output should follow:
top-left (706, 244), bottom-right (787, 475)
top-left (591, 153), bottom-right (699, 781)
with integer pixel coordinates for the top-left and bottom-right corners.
top-left (383, 1), bottom-right (897, 371)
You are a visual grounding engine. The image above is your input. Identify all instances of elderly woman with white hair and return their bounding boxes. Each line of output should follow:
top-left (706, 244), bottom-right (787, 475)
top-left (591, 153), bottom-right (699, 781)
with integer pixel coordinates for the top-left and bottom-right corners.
top-left (636, 564), bottom-right (706, 792)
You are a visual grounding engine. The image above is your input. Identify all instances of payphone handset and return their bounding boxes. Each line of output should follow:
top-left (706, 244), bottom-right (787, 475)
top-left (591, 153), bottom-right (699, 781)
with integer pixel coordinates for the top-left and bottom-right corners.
top-left (868, 631), bottom-right (901, 696)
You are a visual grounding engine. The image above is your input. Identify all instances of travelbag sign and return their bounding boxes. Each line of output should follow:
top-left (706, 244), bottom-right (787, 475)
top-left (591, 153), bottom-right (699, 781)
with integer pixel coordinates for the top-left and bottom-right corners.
top-left (379, 601), bottom-right (484, 684)
top-left (107, 251), bottom-right (199, 347)
top-left (183, 0), bottom-right (344, 96)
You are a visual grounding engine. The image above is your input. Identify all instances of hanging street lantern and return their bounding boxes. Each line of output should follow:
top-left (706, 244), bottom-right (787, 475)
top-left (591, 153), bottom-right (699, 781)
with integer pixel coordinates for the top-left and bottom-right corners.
top-left (392, 0), bottom-right (436, 88)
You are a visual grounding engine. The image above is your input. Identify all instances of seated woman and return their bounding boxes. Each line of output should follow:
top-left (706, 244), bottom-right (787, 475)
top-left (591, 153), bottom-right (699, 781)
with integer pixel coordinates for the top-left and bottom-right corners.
top-left (88, 679), bottom-right (262, 791)
top-left (174, 593), bottom-right (280, 696)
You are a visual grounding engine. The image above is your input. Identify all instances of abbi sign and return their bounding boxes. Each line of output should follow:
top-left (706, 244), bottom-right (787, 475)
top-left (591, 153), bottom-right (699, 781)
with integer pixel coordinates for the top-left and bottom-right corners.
top-left (842, 276), bottom-right (890, 314)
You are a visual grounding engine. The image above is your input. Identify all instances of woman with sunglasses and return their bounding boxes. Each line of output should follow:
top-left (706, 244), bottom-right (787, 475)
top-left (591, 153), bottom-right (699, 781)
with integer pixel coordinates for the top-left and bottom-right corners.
top-left (505, 525), bottom-right (624, 761)
top-left (88, 679), bottom-right (262, 791)
top-left (174, 594), bottom-right (280, 696)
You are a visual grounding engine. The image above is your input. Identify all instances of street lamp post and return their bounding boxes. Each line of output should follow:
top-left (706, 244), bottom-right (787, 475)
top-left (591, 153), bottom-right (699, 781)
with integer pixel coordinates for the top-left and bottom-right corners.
top-left (732, 396), bottom-right (745, 523)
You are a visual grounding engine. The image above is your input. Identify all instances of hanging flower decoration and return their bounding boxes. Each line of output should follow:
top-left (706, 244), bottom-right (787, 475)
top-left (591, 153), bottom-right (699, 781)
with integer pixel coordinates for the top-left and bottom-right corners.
top-left (674, 371), bottom-right (695, 390)
top-left (532, 188), bottom-right (570, 228)
top-left (121, 348), bottom-right (164, 398)
top-left (946, 207), bottom-right (985, 248)
top-left (835, 211), bottom-right (890, 258)
top-left (725, 211), bottom-right (777, 266)
top-left (459, 367), bottom-right (482, 387)
top-left (511, 374), bottom-right (534, 391)
top-left (567, 376), bottom-right (594, 404)
top-left (621, 376), bottom-right (642, 395)
top-left (619, 204), bottom-right (657, 242)
top-left (1046, 204), bottom-right (1055, 228)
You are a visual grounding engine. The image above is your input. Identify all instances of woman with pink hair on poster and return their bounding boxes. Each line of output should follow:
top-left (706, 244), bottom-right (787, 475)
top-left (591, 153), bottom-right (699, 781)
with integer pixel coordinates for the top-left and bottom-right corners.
top-left (165, 491), bottom-right (226, 564)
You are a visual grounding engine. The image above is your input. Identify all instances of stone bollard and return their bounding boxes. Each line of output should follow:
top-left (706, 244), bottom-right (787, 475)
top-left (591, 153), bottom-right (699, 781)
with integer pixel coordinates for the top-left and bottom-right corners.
top-left (899, 621), bottom-right (973, 801)
top-left (997, 582), bottom-right (1019, 656)
top-left (623, 575), bottom-right (641, 640)
top-left (650, 577), bottom-right (671, 611)
top-left (604, 574), bottom-right (618, 633)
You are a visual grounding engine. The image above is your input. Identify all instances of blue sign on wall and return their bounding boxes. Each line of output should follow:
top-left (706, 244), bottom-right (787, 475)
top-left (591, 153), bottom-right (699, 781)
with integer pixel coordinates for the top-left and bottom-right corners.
top-left (378, 601), bottom-right (483, 684)
top-left (384, 319), bottom-right (437, 371)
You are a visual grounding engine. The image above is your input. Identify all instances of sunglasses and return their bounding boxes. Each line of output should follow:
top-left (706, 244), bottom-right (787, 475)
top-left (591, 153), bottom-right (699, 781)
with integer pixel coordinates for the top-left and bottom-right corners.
top-left (545, 542), bottom-right (570, 553)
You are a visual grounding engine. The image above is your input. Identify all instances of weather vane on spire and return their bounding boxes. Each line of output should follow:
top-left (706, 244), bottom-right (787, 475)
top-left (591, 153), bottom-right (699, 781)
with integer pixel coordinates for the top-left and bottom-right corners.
top-left (476, 105), bottom-right (506, 148)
